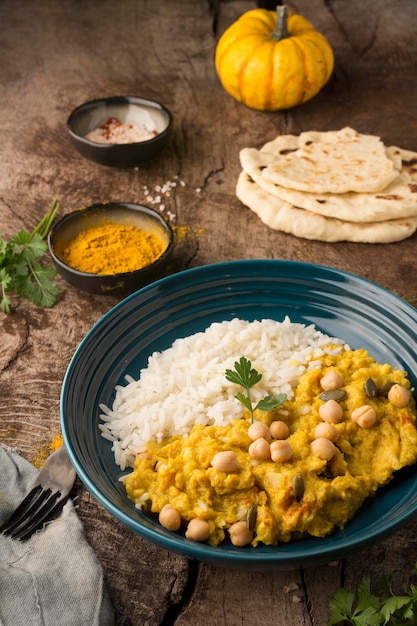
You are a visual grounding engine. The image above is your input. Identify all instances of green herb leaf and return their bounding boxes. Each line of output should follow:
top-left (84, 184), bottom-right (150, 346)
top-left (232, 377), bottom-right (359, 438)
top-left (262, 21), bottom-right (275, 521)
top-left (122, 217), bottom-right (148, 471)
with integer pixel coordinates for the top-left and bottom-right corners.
top-left (14, 263), bottom-right (60, 308)
top-left (328, 561), bottom-right (417, 626)
top-left (13, 231), bottom-right (47, 258)
top-left (328, 585), bottom-right (382, 626)
top-left (255, 394), bottom-right (287, 413)
top-left (352, 607), bottom-right (383, 626)
top-left (235, 391), bottom-right (253, 413)
top-left (225, 356), bottom-right (262, 389)
top-left (328, 588), bottom-right (356, 624)
top-left (355, 577), bottom-right (380, 614)
top-left (0, 268), bottom-right (12, 314)
top-left (380, 596), bottom-right (413, 623)
top-left (225, 356), bottom-right (287, 422)
top-left (0, 199), bottom-right (60, 313)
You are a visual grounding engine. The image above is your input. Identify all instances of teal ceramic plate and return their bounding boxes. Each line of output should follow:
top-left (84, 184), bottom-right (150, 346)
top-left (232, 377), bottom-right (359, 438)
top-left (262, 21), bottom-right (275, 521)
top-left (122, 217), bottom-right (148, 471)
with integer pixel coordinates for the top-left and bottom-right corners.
top-left (61, 260), bottom-right (417, 569)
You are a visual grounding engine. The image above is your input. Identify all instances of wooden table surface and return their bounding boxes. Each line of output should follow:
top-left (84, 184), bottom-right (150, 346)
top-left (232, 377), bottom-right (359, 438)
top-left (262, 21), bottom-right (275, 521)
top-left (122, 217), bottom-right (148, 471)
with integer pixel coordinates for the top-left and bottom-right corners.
top-left (2, 1), bottom-right (417, 624)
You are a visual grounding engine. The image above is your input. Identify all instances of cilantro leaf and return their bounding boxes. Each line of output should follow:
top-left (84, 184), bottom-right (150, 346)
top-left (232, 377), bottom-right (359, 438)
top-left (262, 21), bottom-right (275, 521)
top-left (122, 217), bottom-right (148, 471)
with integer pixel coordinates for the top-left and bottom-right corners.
top-left (225, 357), bottom-right (262, 389)
top-left (353, 607), bottom-right (383, 625)
top-left (355, 577), bottom-right (380, 613)
top-left (235, 391), bottom-right (253, 413)
top-left (225, 356), bottom-right (287, 422)
top-left (0, 199), bottom-right (60, 313)
top-left (13, 231), bottom-right (47, 259)
top-left (0, 268), bottom-right (12, 313)
top-left (380, 596), bottom-right (413, 623)
top-left (256, 394), bottom-right (287, 413)
top-left (328, 562), bottom-right (417, 626)
top-left (328, 588), bottom-right (356, 625)
top-left (328, 585), bottom-right (382, 626)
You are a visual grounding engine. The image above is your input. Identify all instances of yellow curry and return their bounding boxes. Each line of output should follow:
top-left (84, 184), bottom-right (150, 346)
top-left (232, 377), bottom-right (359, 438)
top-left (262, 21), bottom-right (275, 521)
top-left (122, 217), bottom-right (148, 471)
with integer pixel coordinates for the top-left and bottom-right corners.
top-left (124, 348), bottom-right (417, 547)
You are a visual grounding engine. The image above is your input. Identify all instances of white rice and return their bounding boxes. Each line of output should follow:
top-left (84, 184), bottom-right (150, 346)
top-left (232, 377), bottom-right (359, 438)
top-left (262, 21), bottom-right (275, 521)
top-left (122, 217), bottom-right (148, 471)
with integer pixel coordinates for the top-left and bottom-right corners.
top-left (99, 317), bottom-right (347, 470)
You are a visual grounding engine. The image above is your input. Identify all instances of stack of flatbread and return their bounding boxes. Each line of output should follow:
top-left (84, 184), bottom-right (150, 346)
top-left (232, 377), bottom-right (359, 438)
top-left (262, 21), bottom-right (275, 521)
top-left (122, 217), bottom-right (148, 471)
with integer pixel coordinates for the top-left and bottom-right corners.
top-left (236, 127), bottom-right (417, 243)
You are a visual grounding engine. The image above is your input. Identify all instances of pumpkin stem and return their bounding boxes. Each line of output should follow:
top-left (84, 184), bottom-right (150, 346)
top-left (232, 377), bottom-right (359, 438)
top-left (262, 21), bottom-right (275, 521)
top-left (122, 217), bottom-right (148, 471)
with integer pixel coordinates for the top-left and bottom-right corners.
top-left (271, 5), bottom-right (290, 41)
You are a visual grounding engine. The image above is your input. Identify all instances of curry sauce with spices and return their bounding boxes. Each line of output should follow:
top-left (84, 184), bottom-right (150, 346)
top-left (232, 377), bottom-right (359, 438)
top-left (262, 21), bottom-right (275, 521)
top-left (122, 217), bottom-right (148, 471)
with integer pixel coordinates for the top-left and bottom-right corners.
top-left (124, 348), bottom-right (417, 547)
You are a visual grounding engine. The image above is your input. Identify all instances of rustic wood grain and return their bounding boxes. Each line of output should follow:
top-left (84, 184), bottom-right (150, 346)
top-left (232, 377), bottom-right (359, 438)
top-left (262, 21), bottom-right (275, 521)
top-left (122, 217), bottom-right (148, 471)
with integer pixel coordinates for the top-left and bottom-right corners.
top-left (1, 0), bottom-right (417, 624)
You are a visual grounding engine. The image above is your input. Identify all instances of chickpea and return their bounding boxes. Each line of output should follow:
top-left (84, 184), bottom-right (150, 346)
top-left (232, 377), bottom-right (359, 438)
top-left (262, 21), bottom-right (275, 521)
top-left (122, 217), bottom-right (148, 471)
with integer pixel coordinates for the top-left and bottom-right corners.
top-left (248, 421), bottom-right (271, 442)
top-left (270, 439), bottom-right (293, 463)
top-left (314, 422), bottom-right (339, 442)
top-left (229, 521), bottom-right (253, 547)
top-left (269, 420), bottom-right (290, 440)
top-left (159, 504), bottom-right (182, 531)
top-left (137, 451), bottom-right (152, 460)
top-left (185, 518), bottom-right (211, 542)
top-left (249, 438), bottom-right (271, 461)
top-left (320, 371), bottom-right (343, 391)
top-left (351, 405), bottom-right (376, 428)
top-left (388, 384), bottom-right (411, 408)
top-left (310, 437), bottom-right (337, 461)
top-left (210, 450), bottom-right (239, 473)
top-left (319, 399), bottom-right (343, 424)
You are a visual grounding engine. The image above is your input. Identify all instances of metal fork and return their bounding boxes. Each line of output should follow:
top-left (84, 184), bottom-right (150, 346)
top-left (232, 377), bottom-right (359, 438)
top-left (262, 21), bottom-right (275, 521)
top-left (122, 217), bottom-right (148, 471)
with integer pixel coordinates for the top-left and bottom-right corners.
top-left (0, 444), bottom-right (77, 541)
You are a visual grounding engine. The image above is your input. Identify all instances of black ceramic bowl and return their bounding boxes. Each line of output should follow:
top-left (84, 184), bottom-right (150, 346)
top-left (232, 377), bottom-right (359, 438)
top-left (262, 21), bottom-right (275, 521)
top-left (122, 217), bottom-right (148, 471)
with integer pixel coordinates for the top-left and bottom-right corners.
top-left (48, 202), bottom-right (175, 296)
top-left (67, 96), bottom-right (172, 167)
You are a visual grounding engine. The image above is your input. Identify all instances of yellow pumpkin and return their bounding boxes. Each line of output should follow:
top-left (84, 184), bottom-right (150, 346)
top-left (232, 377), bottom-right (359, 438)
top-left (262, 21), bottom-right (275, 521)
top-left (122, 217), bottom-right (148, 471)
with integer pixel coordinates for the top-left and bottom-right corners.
top-left (214, 6), bottom-right (334, 111)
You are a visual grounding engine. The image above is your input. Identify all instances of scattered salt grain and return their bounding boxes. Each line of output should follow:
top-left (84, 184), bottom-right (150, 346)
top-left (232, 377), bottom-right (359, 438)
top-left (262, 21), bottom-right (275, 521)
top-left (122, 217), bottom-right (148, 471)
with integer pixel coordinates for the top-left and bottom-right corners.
top-left (284, 583), bottom-right (299, 593)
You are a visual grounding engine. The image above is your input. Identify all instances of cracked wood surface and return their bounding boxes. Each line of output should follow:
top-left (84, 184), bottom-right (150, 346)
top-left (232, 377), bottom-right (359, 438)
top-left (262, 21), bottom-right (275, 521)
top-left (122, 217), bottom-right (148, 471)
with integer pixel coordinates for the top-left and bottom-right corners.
top-left (1, 0), bottom-right (417, 624)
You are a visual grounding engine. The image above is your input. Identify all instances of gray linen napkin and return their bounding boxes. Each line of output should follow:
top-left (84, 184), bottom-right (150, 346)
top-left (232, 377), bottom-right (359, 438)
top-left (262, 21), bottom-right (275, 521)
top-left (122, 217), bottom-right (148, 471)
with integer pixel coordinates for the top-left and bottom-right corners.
top-left (0, 444), bottom-right (120, 626)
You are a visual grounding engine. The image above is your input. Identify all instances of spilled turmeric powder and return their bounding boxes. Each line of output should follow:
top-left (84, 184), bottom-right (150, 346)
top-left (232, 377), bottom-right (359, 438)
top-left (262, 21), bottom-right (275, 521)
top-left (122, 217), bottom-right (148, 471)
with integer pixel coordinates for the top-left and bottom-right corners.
top-left (172, 224), bottom-right (205, 242)
top-left (60, 221), bottom-right (166, 275)
top-left (33, 432), bottom-right (63, 469)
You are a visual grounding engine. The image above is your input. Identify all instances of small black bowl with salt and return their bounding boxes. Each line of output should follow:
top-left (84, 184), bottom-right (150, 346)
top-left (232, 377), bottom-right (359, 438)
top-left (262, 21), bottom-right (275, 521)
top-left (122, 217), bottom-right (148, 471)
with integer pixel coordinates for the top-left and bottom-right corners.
top-left (67, 96), bottom-right (173, 167)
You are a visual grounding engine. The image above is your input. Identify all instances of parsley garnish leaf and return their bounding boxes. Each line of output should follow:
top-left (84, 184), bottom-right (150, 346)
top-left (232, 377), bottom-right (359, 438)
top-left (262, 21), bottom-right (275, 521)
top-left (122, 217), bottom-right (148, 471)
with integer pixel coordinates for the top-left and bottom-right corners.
top-left (225, 356), bottom-right (287, 422)
top-left (381, 596), bottom-right (413, 623)
top-left (328, 588), bottom-right (356, 624)
top-left (0, 199), bottom-right (60, 313)
top-left (355, 577), bottom-right (380, 614)
top-left (257, 394), bottom-right (288, 412)
top-left (328, 583), bottom-right (381, 625)
top-left (328, 562), bottom-right (417, 625)
top-left (225, 357), bottom-right (262, 389)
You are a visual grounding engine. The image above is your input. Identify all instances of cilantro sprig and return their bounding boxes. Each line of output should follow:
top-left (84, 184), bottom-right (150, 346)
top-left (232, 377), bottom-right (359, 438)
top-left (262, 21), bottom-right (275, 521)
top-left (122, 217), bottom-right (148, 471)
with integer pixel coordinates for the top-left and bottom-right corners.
top-left (225, 356), bottom-right (287, 422)
top-left (328, 562), bottom-right (417, 625)
top-left (0, 199), bottom-right (60, 313)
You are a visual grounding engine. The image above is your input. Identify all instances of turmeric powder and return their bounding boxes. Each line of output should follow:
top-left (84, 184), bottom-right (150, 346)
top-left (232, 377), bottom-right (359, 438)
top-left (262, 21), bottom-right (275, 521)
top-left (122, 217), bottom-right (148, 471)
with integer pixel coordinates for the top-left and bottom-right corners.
top-left (33, 432), bottom-right (64, 469)
top-left (60, 221), bottom-right (166, 275)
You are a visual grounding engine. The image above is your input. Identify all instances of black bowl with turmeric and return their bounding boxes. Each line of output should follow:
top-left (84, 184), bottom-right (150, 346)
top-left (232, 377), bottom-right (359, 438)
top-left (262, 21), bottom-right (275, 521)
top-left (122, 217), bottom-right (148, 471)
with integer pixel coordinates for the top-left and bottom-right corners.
top-left (48, 202), bottom-right (175, 296)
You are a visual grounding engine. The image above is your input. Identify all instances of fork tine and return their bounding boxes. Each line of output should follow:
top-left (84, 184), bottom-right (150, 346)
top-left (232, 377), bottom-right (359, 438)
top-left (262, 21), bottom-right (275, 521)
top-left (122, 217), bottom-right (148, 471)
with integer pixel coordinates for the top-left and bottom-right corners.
top-left (0, 485), bottom-right (45, 535)
top-left (12, 492), bottom-right (68, 541)
top-left (0, 445), bottom-right (77, 541)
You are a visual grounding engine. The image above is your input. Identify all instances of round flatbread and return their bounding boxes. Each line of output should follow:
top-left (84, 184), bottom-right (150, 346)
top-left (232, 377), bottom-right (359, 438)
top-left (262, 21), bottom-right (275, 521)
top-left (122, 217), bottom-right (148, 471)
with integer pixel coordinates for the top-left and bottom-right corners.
top-left (257, 128), bottom-right (401, 194)
top-left (236, 171), bottom-right (417, 243)
top-left (240, 144), bottom-right (417, 223)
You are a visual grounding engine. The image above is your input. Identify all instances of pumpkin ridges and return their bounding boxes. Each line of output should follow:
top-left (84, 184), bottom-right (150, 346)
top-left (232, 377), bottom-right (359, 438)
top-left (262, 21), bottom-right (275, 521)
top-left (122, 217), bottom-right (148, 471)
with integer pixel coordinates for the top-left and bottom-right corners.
top-left (261, 39), bottom-right (305, 110)
top-left (290, 35), bottom-right (334, 99)
top-left (215, 17), bottom-right (275, 67)
top-left (287, 13), bottom-right (318, 36)
top-left (236, 9), bottom-right (278, 34)
top-left (216, 12), bottom-right (274, 54)
top-left (234, 37), bottom-right (311, 111)
top-left (238, 40), bottom-right (278, 110)
top-left (296, 31), bottom-right (335, 73)
top-left (217, 35), bottom-right (274, 103)
top-left (215, 26), bottom-right (270, 79)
